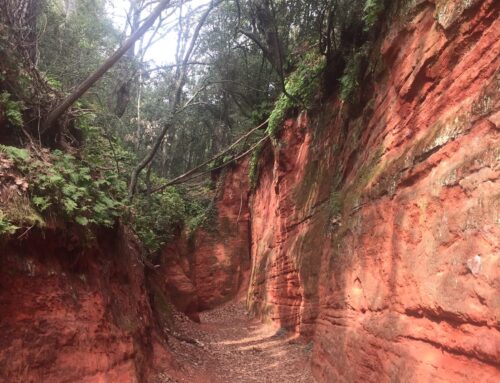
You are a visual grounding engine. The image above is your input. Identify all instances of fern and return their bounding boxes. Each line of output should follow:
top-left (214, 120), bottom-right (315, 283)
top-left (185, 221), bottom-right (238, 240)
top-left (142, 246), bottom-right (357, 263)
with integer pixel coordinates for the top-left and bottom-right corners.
top-left (0, 91), bottom-right (24, 127)
top-left (0, 210), bottom-right (18, 235)
top-left (0, 145), bottom-right (29, 161)
top-left (1, 145), bottom-right (124, 229)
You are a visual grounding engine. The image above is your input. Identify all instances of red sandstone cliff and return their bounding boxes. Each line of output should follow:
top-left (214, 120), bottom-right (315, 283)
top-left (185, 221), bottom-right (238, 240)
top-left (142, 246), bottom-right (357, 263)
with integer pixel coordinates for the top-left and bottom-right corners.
top-left (0, 226), bottom-right (155, 382)
top-left (246, 0), bottom-right (500, 381)
top-left (155, 159), bottom-right (251, 318)
top-left (0, 1), bottom-right (498, 382)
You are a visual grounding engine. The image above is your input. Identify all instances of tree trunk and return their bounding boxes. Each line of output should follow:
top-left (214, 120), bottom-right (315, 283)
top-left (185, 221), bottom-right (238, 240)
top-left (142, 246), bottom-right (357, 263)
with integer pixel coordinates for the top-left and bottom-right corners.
top-left (41, 0), bottom-right (172, 134)
top-left (128, 0), bottom-right (221, 199)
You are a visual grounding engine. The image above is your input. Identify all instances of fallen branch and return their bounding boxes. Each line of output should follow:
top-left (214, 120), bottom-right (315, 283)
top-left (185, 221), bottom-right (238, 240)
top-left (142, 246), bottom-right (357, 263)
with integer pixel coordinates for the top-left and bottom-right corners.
top-left (150, 134), bottom-right (270, 193)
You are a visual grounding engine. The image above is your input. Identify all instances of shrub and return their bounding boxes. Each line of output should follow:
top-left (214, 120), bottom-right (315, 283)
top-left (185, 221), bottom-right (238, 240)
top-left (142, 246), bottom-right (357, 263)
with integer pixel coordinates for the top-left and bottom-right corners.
top-left (130, 186), bottom-right (209, 254)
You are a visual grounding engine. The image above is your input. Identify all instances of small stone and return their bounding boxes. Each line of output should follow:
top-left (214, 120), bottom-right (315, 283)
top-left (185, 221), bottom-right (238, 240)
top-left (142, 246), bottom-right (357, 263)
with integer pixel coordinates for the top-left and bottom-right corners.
top-left (466, 254), bottom-right (481, 276)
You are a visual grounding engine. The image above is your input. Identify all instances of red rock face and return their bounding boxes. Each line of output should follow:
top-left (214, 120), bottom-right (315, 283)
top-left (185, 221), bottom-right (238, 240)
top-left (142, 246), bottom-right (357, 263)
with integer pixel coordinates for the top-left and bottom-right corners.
top-left (247, 114), bottom-right (326, 336)
top-left (158, 159), bottom-right (251, 315)
top-left (2, 2), bottom-right (496, 381)
top-left (150, 235), bottom-right (200, 322)
top-left (248, 1), bottom-right (500, 381)
top-left (0, 226), bottom-right (155, 383)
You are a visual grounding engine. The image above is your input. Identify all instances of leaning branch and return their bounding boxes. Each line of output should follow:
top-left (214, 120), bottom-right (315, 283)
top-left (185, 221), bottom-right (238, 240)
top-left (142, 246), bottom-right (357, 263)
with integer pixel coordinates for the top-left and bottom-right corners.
top-left (148, 118), bottom-right (268, 192)
top-left (151, 134), bottom-right (270, 193)
top-left (41, 0), bottom-right (172, 134)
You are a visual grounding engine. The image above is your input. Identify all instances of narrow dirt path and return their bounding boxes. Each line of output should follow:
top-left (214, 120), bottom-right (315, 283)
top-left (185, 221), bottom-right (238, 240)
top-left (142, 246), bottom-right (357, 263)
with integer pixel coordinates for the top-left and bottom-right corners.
top-left (157, 302), bottom-right (316, 383)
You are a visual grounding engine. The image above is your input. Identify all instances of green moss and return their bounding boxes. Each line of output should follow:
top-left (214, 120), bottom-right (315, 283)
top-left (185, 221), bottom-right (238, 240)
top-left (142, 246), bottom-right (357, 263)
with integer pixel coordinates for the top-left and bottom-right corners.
top-left (0, 210), bottom-right (18, 235)
top-left (268, 94), bottom-right (291, 139)
top-left (250, 51), bottom-right (327, 190)
top-left (329, 191), bottom-right (343, 217)
top-left (362, 81), bottom-right (494, 200)
top-left (2, 195), bottom-right (44, 229)
top-left (146, 281), bottom-right (174, 329)
top-left (435, 0), bottom-right (481, 29)
top-left (249, 143), bottom-right (264, 191)
top-left (294, 159), bottom-right (320, 210)
top-left (256, 249), bottom-right (271, 280)
top-left (471, 74), bottom-right (499, 117)
top-left (341, 146), bottom-right (384, 214)
top-left (292, 213), bottom-right (327, 298)
top-left (346, 117), bottom-right (365, 151)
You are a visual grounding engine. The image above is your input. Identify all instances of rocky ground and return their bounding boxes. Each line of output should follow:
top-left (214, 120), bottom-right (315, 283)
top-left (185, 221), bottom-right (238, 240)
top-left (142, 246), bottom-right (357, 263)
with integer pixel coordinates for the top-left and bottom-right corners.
top-left (155, 302), bottom-right (316, 383)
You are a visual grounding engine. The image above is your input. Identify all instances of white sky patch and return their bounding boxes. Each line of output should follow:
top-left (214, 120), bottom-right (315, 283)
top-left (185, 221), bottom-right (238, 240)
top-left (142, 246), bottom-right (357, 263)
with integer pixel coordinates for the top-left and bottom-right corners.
top-left (105, 0), bottom-right (210, 66)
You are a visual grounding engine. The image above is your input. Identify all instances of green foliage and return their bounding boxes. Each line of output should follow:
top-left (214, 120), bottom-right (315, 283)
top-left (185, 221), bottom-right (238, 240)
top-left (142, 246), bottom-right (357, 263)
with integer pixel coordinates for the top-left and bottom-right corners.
top-left (30, 150), bottom-right (124, 227)
top-left (363, 0), bottom-right (385, 31)
top-left (131, 188), bottom-right (185, 253)
top-left (0, 145), bottom-right (29, 161)
top-left (0, 91), bottom-right (24, 127)
top-left (38, 0), bottom-right (121, 92)
top-left (0, 210), bottom-right (18, 235)
top-left (0, 0), bottom-right (388, 252)
top-left (131, 187), bottom-right (209, 254)
top-left (1, 145), bottom-right (124, 229)
top-left (339, 45), bottom-right (370, 103)
top-left (250, 100), bottom-right (274, 126)
top-left (250, 52), bottom-right (326, 187)
top-left (267, 52), bottom-right (326, 138)
top-left (185, 198), bottom-right (213, 235)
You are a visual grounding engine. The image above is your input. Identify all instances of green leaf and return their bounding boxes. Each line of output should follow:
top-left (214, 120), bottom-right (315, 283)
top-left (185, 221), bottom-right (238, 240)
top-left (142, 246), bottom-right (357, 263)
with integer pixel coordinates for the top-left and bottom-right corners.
top-left (75, 216), bottom-right (89, 226)
top-left (0, 145), bottom-right (29, 162)
top-left (32, 196), bottom-right (51, 211)
top-left (63, 198), bottom-right (78, 213)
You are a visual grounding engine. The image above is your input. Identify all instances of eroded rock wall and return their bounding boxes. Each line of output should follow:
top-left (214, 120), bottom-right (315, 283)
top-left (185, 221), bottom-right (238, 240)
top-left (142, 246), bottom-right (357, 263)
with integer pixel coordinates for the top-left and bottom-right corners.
top-left (248, 0), bottom-right (499, 381)
top-left (0, 226), bottom-right (154, 383)
top-left (158, 159), bottom-right (251, 317)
